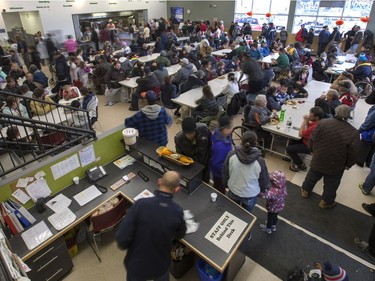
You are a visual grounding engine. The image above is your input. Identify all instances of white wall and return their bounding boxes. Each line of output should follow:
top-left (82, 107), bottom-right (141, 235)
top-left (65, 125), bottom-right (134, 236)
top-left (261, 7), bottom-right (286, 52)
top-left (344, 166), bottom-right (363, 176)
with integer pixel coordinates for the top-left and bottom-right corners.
top-left (19, 11), bottom-right (43, 35)
top-left (2, 12), bottom-right (22, 31)
top-left (0, 0), bottom-right (167, 40)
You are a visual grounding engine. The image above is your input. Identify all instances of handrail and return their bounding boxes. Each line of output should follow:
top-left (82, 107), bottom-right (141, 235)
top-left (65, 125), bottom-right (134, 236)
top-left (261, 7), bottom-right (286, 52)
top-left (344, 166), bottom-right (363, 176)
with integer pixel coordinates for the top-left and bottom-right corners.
top-left (0, 90), bottom-right (97, 177)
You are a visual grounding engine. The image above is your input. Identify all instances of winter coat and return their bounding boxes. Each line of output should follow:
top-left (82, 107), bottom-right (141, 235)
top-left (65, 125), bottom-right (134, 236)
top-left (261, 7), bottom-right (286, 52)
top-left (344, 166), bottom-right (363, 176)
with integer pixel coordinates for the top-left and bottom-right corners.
top-left (262, 170), bottom-right (287, 213)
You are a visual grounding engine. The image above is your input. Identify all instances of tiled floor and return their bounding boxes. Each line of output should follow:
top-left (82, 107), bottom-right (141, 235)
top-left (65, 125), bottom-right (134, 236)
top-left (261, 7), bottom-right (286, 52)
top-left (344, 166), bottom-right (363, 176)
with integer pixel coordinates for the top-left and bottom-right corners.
top-left (61, 91), bottom-right (373, 280)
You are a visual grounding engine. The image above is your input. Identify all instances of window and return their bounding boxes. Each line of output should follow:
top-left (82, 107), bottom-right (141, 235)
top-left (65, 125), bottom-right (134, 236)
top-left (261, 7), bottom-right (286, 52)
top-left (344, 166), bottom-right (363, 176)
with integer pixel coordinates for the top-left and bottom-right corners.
top-left (293, 0), bottom-right (373, 33)
top-left (234, 0), bottom-right (290, 31)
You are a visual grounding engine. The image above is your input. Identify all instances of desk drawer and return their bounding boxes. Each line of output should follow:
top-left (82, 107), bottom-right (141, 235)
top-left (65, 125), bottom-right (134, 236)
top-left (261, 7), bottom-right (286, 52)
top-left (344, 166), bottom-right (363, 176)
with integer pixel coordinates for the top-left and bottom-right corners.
top-left (26, 237), bottom-right (73, 281)
top-left (27, 237), bottom-right (65, 267)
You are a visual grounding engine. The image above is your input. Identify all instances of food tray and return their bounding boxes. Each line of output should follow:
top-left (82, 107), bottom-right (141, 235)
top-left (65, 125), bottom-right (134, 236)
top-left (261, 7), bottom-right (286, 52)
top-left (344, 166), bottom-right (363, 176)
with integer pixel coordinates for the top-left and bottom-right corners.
top-left (286, 100), bottom-right (297, 105)
top-left (270, 119), bottom-right (280, 125)
top-left (156, 147), bottom-right (194, 166)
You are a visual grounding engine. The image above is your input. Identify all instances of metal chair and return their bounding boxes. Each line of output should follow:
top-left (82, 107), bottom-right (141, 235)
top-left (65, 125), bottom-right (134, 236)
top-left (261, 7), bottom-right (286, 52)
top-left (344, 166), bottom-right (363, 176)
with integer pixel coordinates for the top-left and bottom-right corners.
top-left (88, 197), bottom-right (127, 262)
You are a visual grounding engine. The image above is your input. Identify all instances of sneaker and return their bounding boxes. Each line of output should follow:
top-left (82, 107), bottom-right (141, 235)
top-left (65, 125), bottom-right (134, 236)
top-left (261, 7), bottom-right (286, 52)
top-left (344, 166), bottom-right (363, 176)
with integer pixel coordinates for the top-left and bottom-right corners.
top-left (358, 183), bottom-right (370, 195)
top-left (354, 238), bottom-right (369, 251)
top-left (300, 188), bottom-right (310, 198)
top-left (259, 224), bottom-right (272, 234)
top-left (318, 200), bottom-right (336, 209)
top-left (128, 106), bottom-right (138, 111)
top-left (289, 163), bottom-right (300, 172)
top-left (362, 203), bottom-right (375, 217)
top-left (271, 225), bottom-right (277, 232)
top-left (299, 163), bottom-right (307, 171)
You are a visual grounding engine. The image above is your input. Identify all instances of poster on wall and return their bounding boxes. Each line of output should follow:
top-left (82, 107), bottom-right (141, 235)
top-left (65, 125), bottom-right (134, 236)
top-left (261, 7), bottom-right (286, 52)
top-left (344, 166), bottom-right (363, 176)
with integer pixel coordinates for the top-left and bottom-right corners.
top-left (170, 7), bottom-right (183, 24)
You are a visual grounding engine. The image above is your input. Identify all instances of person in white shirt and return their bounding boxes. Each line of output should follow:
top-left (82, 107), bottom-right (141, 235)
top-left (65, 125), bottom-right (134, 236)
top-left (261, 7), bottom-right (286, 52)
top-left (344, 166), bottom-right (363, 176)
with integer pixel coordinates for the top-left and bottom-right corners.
top-left (221, 72), bottom-right (239, 106)
top-left (144, 24), bottom-right (151, 42)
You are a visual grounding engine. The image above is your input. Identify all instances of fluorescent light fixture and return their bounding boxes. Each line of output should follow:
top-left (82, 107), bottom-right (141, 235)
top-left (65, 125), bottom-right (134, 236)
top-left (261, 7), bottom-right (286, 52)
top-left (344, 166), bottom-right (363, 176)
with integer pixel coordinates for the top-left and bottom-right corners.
top-left (93, 13), bottom-right (107, 16)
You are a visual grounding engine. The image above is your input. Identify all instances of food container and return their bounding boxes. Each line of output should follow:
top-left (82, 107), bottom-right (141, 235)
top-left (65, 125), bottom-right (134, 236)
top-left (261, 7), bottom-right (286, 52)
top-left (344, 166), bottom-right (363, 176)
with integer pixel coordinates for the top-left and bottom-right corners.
top-left (122, 128), bottom-right (137, 145)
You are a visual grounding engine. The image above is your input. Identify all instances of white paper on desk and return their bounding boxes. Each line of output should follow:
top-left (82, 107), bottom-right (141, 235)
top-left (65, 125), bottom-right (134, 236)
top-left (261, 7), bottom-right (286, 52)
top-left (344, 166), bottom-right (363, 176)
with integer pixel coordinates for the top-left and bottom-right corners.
top-left (11, 189), bottom-right (31, 205)
top-left (25, 178), bottom-right (52, 203)
top-left (79, 144), bottom-right (96, 167)
top-left (21, 221), bottom-right (53, 250)
top-left (134, 189), bottom-right (155, 201)
top-left (50, 154), bottom-right (80, 180)
top-left (16, 178), bottom-right (28, 188)
top-left (46, 194), bottom-right (72, 213)
top-left (34, 170), bottom-right (46, 179)
top-left (73, 185), bottom-right (102, 206)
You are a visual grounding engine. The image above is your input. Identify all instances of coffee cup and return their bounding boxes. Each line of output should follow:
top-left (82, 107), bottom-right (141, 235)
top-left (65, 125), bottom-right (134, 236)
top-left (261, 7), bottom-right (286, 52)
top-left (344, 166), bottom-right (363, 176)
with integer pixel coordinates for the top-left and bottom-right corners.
top-left (211, 192), bottom-right (217, 202)
top-left (73, 176), bottom-right (79, 185)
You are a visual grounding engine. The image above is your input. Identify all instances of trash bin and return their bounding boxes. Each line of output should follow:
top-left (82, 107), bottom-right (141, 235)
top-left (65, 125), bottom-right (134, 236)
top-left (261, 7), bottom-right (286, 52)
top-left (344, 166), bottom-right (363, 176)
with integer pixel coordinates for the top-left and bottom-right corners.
top-left (196, 258), bottom-right (224, 281)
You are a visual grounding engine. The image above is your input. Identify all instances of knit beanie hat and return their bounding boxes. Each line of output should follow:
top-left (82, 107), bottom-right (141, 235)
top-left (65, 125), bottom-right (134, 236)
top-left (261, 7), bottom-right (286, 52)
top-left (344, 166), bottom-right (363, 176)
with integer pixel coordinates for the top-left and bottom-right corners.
top-left (182, 117), bottom-right (196, 133)
top-left (218, 116), bottom-right (231, 130)
top-left (358, 53), bottom-right (367, 62)
top-left (323, 261), bottom-right (349, 281)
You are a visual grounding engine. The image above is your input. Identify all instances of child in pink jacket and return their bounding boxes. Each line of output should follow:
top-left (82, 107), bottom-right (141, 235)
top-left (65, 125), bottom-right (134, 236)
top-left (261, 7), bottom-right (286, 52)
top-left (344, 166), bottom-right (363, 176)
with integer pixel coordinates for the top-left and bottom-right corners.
top-left (259, 170), bottom-right (287, 234)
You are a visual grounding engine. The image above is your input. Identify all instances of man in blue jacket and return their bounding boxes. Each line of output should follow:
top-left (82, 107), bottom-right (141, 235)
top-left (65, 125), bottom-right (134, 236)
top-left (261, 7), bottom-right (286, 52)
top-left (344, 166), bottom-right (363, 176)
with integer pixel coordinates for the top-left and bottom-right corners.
top-left (116, 171), bottom-right (186, 281)
top-left (318, 26), bottom-right (330, 56)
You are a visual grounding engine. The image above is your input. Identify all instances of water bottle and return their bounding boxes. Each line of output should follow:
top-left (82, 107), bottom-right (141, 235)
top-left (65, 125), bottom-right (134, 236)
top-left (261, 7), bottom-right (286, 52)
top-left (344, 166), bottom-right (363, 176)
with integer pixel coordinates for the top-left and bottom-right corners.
top-left (280, 109), bottom-right (286, 122)
top-left (286, 117), bottom-right (292, 130)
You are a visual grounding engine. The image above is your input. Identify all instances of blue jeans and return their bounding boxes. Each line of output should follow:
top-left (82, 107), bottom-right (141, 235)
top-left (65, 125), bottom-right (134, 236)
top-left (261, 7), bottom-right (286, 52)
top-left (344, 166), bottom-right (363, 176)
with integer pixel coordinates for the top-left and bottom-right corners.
top-left (228, 190), bottom-right (257, 213)
top-left (363, 153), bottom-right (375, 193)
top-left (127, 269), bottom-right (169, 281)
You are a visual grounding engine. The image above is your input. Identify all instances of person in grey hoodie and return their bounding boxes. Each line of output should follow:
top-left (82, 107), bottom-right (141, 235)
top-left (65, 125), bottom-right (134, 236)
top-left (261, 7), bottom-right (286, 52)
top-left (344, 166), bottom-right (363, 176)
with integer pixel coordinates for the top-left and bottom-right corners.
top-left (223, 131), bottom-right (270, 212)
top-left (172, 58), bottom-right (194, 86)
top-left (125, 91), bottom-right (172, 146)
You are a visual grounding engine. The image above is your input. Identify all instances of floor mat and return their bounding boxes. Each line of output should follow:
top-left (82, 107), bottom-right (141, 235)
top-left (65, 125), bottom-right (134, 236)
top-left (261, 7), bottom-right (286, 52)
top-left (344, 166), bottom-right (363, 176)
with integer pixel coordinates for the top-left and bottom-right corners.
top-left (241, 210), bottom-right (375, 280)
top-left (279, 181), bottom-right (374, 264)
top-left (237, 181), bottom-right (375, 280)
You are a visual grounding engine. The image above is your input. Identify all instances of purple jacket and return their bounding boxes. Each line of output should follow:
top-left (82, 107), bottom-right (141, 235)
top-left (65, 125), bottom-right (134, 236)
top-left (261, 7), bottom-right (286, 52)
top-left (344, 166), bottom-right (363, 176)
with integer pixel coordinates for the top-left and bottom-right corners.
top-left (262, 170), bottom-right (287, 213)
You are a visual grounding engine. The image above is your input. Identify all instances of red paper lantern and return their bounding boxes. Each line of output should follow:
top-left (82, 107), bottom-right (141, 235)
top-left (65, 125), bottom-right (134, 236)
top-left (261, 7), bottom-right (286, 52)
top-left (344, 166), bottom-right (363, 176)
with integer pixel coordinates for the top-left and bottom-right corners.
top-left (247, 11), bottom-right (253, 16)
top-left (265, 12), bottom-right (272, 18)
top-left (336, 19), bottom-right (344, 26)
top-left (361, 16), bottom-right (369, 23)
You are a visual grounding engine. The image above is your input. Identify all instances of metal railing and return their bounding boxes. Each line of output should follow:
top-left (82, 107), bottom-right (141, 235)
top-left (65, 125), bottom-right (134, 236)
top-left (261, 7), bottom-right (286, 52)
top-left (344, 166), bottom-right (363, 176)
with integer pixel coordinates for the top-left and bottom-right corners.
top-left (0, 91), bottom-right (97, 177)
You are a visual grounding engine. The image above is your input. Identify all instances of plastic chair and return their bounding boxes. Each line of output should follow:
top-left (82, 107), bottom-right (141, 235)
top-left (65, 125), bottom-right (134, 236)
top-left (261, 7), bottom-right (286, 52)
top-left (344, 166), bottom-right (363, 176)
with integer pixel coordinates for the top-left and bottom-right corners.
top-left (88, 197), bottom-right (127, 262)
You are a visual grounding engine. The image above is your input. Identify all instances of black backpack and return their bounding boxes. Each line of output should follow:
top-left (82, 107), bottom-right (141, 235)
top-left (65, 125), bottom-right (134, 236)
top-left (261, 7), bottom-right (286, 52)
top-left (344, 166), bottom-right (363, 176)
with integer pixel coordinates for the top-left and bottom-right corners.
top-left (286, 266), bottom-right (309, 281)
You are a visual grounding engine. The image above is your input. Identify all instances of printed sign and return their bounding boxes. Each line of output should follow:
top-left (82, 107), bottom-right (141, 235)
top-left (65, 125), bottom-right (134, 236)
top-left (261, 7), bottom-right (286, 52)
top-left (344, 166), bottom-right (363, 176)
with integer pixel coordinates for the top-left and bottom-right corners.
top-left (205, 211), bottom-right (248, 253)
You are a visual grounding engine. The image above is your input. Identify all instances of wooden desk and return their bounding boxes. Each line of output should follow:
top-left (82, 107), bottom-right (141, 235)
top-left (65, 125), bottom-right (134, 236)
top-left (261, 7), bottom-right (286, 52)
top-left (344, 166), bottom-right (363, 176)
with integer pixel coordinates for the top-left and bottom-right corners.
top-left (9, 139), bottom-right (255, 280)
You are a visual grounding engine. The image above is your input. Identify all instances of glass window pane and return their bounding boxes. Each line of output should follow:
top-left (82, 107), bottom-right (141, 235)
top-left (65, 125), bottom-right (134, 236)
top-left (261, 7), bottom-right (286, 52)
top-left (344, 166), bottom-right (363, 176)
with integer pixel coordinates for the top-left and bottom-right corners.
top-left (292, 16), bottom-right (319, 33)
top-left (253, 0), bottom-right (271, 14)
top-left (234, 13), bottom-right (263, 31)
top-left (318, 6), bottom-right (343, 17)
top-left (273, 16), bottom-right (288, 31)
top-left (235, 0), bottom-right (253, 13)
top-left (343, 0), bottom-right (373, 17)
top-left (271, 0), bottom-right (291, 14)
top-left (295, 0), bottom-right (320, 15)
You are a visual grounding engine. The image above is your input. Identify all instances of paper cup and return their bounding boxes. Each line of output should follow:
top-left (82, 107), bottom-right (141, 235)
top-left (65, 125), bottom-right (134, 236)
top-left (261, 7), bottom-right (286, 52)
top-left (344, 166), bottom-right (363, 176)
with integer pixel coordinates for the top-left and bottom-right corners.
top-left (73, 176), bottom-right (79, 185)
top-left (211, 192), bottom-right (217, 202)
